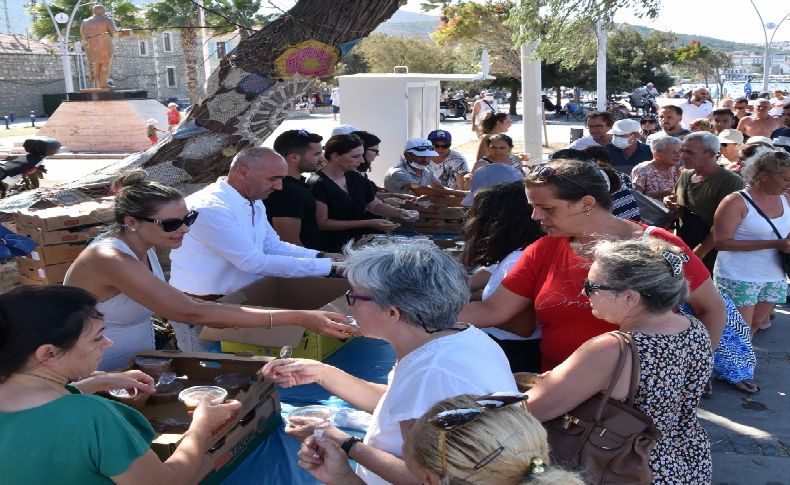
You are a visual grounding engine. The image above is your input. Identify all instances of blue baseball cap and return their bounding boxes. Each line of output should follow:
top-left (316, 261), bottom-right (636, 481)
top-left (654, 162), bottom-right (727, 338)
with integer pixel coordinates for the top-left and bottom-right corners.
top-left (461, 164), bottom-right (524, 207)
top-left (427, 130), bottom-right (452, 143)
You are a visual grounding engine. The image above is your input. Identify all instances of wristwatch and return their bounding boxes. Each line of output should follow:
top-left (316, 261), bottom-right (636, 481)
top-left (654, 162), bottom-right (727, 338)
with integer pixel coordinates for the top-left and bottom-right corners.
top-left (315, 251), bottom-right (325, 258)
top-left (341, 436), bottom-right (363, 456)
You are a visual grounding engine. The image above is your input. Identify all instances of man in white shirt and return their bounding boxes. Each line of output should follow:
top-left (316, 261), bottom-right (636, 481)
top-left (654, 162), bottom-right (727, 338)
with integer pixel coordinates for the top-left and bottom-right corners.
top-left (568, 111), bottom-right (615, 149)
top-left (770, 90), bottom-right (789, 117)
top-left (680, 87), bottom-right (713, 128)
top-left (169, 147), bottom-right (338, 350)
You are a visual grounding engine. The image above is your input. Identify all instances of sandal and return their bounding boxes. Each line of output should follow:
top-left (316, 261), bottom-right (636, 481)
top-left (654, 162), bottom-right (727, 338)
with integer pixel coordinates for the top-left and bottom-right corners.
top-left (733, 380), bottom-right (760, 394)
top-left (703, 377), bottom-right (714, 397)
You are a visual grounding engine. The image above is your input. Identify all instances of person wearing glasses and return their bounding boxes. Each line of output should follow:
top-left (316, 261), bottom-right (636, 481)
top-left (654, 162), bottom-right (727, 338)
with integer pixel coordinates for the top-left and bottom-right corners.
top-left (737, 98), bottom-right (783, 138)
top-left (295, 393), bottom-right (583, 485)
top-left (638, 113), bottom-right (659, 142)
top-left (568, 111), bottom-right (614, 150)
top-left (383, 138), bottom-right (469, 198)
top-left (65, 169), bottom-right (354, 370)
top-left (427, 129), bottom-right (469, 190)
top-left (458, 159), bottom-right (726, 372)
top-left (262, 241), bottom-right (517, 485)
top-left (527, 239), bottom-right (713, 484)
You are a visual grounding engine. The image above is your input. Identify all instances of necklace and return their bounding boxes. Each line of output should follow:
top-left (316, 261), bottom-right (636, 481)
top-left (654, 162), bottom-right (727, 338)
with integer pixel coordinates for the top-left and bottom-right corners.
top-left (21, 372), bottom-right (68, 388)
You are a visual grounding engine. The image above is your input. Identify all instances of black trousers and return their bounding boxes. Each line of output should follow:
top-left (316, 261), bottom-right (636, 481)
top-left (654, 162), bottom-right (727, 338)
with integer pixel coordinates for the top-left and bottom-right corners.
top-left (490, 336), bottom-right (542, 373)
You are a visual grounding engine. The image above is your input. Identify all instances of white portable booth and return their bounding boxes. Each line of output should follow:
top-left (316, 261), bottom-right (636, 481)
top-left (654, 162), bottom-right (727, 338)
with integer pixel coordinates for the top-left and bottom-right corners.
top-left (336, 73), bottom-right (488, 186)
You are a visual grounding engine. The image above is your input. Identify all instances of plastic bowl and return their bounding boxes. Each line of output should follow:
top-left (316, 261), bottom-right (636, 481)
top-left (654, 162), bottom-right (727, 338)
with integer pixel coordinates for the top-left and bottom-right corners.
top-left (178, 385), bottom-right (228, 410)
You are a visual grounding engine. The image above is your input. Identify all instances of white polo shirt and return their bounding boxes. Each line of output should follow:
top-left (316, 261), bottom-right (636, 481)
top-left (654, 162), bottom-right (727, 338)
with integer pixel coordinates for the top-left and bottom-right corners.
top-left (680, 100), bottom-right (713, 129)
top-left (169, 178), bottom-right (331, 296)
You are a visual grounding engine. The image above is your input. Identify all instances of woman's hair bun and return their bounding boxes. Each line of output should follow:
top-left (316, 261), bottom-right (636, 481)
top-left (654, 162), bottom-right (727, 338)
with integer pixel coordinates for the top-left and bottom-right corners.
top-left (112, 169), bottom-right (149, 189)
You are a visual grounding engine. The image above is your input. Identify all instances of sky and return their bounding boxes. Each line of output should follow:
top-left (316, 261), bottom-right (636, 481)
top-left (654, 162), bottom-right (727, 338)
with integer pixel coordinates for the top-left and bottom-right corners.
top-left (401, 0), bottom-right (790, 45)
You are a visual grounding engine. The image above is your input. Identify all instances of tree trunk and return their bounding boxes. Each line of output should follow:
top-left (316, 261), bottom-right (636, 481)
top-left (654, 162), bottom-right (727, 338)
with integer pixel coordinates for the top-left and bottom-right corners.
top-left (0, 0), bottom-right (401, 210)
top-left (556, 86), bottom-right (562, 109)
top-left (509, 83), bottom-right (518, 116)
top-left (181, 26), bottom-right (200, 105)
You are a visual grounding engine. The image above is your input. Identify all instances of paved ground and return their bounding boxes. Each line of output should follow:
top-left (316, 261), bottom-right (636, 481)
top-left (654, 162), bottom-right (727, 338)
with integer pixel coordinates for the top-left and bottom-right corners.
top-left (3, 111), bottom-right (789, 483)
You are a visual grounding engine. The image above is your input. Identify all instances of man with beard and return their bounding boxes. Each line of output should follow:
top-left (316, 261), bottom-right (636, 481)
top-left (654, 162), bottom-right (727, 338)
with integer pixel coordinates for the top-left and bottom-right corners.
top-left (648, 105), bottom-right (691, 143)
top-left (680, 88), bottom-right (713, 128)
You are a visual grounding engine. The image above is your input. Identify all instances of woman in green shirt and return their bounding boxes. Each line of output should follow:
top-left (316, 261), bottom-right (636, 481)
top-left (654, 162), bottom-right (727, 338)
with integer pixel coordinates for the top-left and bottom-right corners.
top-left (0, 285), bottom-right (241, 484)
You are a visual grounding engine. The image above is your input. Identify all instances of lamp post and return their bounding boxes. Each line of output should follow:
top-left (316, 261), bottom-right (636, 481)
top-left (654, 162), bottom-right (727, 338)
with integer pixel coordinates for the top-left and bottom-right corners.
top-left (40, 0), bottom-right (83, 93)
top-left (749, 1), bottom-right (790, 93)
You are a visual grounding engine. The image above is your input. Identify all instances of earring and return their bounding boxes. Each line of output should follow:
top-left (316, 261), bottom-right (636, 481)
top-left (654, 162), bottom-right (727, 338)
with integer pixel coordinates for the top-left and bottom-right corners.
top-left (130, 227), bottom-right (137, 232)
top-left (585, 207), bottom-right (592, 216)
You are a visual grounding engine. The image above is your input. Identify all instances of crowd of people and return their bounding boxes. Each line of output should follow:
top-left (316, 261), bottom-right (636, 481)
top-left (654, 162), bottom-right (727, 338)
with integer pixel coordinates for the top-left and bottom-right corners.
top-left (1, 86), bottom-right (789, 485)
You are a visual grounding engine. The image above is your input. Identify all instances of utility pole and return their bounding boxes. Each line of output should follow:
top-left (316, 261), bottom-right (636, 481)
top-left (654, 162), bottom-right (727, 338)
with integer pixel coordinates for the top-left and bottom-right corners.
top-left (749, 1), bottom-right (790, 92)
top-left (596, 21), bottom-right (607, 113)
top-left (40, 0), bottom-right (83, 93)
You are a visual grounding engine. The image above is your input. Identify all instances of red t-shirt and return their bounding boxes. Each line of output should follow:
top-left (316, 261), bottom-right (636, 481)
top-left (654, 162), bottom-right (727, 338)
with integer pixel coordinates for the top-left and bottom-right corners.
top-left (167, 110), bottom-right (181, 125)
top-left (501, 224), bottom-right (710, 371)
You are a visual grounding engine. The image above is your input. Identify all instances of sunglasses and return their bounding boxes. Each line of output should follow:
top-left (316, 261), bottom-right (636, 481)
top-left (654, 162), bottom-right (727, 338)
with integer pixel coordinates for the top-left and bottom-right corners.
top-left (583, 279), bottom-right (651, 298)
top-left (409, 145), bottom-right (435, 153)
top-left (531, 165), bottom-right (588, 194)
top-left (640, 120), bottom-right (656, 124)
top-left (433, 143), bottom-right (451, 149)
top-left (345, 290), bottom-right (374, 306)
top-left (134, 210), bottom-right (199, 232)
top-left (428, 392), bottom-right (528, 476)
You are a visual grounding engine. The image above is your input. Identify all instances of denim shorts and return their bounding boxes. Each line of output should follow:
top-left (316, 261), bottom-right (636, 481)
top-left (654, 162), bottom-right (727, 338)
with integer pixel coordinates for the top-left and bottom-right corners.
top-left (714, 276), bottom-right (787, 307)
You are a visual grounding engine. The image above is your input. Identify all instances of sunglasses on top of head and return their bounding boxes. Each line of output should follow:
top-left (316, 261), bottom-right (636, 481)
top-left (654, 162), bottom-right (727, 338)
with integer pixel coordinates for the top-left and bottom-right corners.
top-left (133, 210), bottom-right (199, 232)
top-left (410, 145), bottom-right (435, 153)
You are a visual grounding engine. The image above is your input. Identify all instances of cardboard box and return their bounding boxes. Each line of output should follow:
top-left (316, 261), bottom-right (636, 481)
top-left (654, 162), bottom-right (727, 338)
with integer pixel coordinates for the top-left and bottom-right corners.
top-left (16, 257), bottom-right (71, 284)
top-left (200, 276), bottom-right (352, 361)
top-left (16, 224), bottom-right (104, 246)
top-left (13, 198), bottom-right (114, 232)
top-left (27, 242), bottom-right (86, 265)
top-left (220, 332), bottom-right (347, 360)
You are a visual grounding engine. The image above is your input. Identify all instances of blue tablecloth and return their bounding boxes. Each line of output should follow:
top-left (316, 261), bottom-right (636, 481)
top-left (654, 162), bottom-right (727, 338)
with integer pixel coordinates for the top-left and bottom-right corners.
top-left (221, 337), bottom-right (396, 484)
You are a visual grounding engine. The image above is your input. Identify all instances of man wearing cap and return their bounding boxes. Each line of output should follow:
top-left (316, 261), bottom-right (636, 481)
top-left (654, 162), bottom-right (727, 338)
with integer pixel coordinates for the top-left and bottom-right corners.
top-left (384, 138), bottom-right (469, 197)
top-left (737, 98), bottom-right (783, 138)
top-left (679, 88), bottom-right (713, 129)
top-left (605, 119), bottom-right (653, 175)
top-left (265, 130), bottom-right (325, 249)
top-left (426, 130), bottom-right (469, 189)
top-left (568, 111), bottom-right (614, 150)
top-left (471, 90), bottom-right (498, 132)
top-left (649, 105), bottom-right (691, 142)
top-left (717, 129), bottom-right (744, 170)
top-left (770, 104), bottom-right (790, 153)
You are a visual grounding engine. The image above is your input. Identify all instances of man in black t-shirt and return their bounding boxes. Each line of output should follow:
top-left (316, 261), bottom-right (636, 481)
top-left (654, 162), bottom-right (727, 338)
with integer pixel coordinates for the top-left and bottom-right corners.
top-left (265, 130), bottom-right (325, 249)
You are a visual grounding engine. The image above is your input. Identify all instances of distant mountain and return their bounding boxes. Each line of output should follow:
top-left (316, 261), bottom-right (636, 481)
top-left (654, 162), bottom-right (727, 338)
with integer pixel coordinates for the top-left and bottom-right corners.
top-left (375, 10), bottom-right (441, 39)
top-left (623, 24), bottom-right (767, 53)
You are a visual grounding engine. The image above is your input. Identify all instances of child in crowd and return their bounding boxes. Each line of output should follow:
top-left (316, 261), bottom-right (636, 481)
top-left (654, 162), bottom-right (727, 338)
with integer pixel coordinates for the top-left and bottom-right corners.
top-left (145, 119), bottom-right (165, 145)
top-left (166, 102), bottom-right (181, 131)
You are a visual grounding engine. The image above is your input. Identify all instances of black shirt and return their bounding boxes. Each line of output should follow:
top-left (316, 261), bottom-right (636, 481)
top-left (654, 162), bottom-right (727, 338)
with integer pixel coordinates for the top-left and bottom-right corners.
top-left (264, 176), bottom-right (322, 250)
top-left (306, 170), bottom-right (378, 252)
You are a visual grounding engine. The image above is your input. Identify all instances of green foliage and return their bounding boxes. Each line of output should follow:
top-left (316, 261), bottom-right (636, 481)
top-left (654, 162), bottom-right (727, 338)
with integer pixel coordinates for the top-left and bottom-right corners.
top-left (606, 27), bottom-right (675, 93)
top-left (354, 33), bottom-right (467, 74)
top-left (671, 41), bottom-right (732, 87)
top-left (27, 0), bottom-right (141, 43)
top-left (336, 51), bottom-right (370, 76)
top-left (207, 0), bottom-right (272, 38)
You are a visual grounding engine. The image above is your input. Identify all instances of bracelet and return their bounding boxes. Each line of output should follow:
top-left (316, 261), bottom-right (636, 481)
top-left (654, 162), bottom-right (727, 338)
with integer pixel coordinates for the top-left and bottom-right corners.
top-left (341, 436), bottom-right (363, 456)
top-left (268, 312), bottom-right (274, 329)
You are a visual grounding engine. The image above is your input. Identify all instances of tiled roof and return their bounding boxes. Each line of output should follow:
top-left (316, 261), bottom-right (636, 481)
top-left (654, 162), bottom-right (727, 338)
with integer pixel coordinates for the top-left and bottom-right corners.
top-left (0, 33), bottom-right (53, 55)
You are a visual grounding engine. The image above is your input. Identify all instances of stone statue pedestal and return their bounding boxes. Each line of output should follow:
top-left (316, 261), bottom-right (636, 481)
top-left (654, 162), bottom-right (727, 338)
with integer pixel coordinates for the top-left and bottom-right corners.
top-left (39, 95), bottom-right (170, 153)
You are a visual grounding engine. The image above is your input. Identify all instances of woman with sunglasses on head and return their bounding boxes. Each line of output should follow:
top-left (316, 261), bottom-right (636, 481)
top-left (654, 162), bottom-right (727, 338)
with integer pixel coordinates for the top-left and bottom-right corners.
top-left (307, 134), bottom-right (417, 252)
top-left (527, 239), bottom-right (713, 483)
top-left (296, 393), bottom-right (583, 485)
top-left (458, 159), bottom-right (726, 372)
top-left (262, 241), bottom-right (517, 485)
top-left (0, 285), bottom-right (242, 484)
top-left (65, 170), bottom-right (354, 371)
top-left (638, 113), bottom-right (660, 142)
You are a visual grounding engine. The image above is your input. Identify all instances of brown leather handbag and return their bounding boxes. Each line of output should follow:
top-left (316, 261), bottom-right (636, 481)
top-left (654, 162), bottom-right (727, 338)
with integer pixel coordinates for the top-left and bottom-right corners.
top-left (545, 331), bottom-right (662, 484)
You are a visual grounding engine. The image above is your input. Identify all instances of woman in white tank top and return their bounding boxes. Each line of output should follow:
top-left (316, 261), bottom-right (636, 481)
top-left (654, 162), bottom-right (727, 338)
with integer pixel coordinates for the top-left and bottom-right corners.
top-left (713, 151), bottom-right (790, 335)
top-left (65, 169), bottom-right (356, 371)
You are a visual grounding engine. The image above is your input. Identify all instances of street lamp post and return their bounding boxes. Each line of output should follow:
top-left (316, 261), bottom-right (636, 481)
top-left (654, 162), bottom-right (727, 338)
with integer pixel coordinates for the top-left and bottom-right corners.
top-left (40, 0), bottom-right (83, 93)
top-left (749, 1), bottom-right (790, 93)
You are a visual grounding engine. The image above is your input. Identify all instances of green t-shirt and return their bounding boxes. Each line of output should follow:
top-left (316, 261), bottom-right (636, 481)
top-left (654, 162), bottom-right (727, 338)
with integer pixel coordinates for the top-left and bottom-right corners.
top-left (0, 385), bottom-right (154, 484)
top-left (676, 166), bottom-right (744, 227)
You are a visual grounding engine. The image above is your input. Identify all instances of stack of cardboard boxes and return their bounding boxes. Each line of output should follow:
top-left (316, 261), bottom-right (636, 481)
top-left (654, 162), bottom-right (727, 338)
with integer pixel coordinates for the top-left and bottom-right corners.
top-left (404, 196), bottom-right (467, 235)
top-left (13, 199), bottom-right (113, 285)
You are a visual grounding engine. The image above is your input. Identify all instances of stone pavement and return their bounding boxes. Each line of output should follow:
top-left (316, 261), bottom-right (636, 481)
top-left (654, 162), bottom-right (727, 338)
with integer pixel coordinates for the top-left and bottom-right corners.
top-left (702, 305), bottom-right (790, 484)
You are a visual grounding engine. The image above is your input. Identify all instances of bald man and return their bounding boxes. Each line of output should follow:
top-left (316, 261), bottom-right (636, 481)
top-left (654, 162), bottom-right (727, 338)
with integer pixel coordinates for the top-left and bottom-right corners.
top-left (737, 98), bottom-right (783, 137)
top-left (169, 147), bottom-right (338, 351)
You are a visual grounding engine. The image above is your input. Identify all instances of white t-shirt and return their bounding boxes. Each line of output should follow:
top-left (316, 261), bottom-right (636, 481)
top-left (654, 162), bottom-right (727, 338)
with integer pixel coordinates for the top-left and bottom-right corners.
top-left (680, 100), bottom-right (713, 128)
top-left (356, 326), bottom-right (517, 485)
top-left (568, 135), bottom-right (605, 150)
top-left (481, 250), bottom-right (542, 342)
top-left (770, 96), bottom-right (789, 117)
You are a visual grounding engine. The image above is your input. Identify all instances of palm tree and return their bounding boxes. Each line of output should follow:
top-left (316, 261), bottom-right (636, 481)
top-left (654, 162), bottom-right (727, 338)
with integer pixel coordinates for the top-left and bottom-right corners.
top-left (207, 0), bottom-right (273, 40)
top-left (28, 0), bottom-right (140, 44)
top-left (144, 0), bottom-right (203, 104)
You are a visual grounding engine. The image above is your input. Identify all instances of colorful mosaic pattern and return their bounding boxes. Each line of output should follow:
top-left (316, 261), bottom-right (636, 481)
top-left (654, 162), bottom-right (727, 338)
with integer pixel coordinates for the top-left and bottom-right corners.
top-left (274, 40), bottom-right (338, 78)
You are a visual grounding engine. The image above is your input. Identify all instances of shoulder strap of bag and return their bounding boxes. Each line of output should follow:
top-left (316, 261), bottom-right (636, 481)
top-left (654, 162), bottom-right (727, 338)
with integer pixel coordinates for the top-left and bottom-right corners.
top-left (622, 332), bottom-right (642, 405)
top-left (593, 331), bottom-right (631, 422)
top-left (740, 190), bottom-right (784, 240)
top-left (483, 100), bottom-right (495, 111)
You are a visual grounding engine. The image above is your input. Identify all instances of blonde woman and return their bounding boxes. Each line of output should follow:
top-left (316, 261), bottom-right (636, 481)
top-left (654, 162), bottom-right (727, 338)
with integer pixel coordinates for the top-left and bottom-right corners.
top-left (296, 393), bottom-right (583, 485)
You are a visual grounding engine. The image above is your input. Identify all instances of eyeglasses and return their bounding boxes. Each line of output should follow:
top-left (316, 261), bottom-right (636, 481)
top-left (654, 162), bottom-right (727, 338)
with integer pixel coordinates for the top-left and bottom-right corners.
top-left (428, 392), bottom-right (528, 476)
top-left (345, 290), bottom-right (374, 306)
top-left (531, 165), bottom-right (588, 194)
top-left (433, 143), bottom-right (451, 149)
top-left (133, 210), bottom-right (199, 232)
top-left (582, 279), bottom-right (622, 297)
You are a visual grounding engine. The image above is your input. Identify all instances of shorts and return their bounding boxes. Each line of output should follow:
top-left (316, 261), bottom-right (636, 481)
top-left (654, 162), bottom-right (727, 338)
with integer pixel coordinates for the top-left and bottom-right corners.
top-left (148, 135), bottom-right (158, 143)
top-left (714, 276), bottom-right (787, 307)
top-left (332, 105), bottom-right (340, 113)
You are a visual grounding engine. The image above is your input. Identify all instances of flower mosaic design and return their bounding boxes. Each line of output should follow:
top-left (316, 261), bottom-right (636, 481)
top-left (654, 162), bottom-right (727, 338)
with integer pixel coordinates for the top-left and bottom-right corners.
top-left (274, 40), bottom-right (338, 78)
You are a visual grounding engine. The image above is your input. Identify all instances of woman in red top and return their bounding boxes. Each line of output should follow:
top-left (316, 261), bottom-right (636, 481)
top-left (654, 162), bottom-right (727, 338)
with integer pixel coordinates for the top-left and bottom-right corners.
top-left (459, 159), bottom-right (726, 371)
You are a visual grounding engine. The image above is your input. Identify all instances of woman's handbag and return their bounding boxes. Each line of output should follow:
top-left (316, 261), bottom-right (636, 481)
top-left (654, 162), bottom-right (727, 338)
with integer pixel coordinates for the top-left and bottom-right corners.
top-left (545, 331), bottom-right (661, 484)
top-left (739, 191), bottom-right (790, 278)
top-left (629, 189), bottom-right (673, 228)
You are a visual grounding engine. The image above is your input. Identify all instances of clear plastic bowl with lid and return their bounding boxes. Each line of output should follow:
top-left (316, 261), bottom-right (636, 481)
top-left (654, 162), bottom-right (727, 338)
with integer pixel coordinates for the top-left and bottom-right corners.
top-left (178, 386), bottom-right (228, 411)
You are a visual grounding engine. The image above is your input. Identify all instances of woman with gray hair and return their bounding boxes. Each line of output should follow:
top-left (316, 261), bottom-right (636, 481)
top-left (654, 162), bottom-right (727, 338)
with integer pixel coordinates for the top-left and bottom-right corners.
top-left (713, 151), bottom-right (790, 338)
top-left (631, 135), bottom-right (681, 200)
top-left (262, 240), bottom-right (517, 485)
top-left (527, 238), bottom-right (713, 484)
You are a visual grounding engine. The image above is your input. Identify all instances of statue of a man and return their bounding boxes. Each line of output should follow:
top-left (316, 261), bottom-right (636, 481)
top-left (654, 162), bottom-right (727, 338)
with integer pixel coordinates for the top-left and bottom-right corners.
top-left (80, 5), bottom-right (130, 89)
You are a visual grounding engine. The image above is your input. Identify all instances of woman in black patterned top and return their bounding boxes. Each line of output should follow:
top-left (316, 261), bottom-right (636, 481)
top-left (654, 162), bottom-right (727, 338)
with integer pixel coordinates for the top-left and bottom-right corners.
top-left (527, 238), bottom-right (712, 483)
